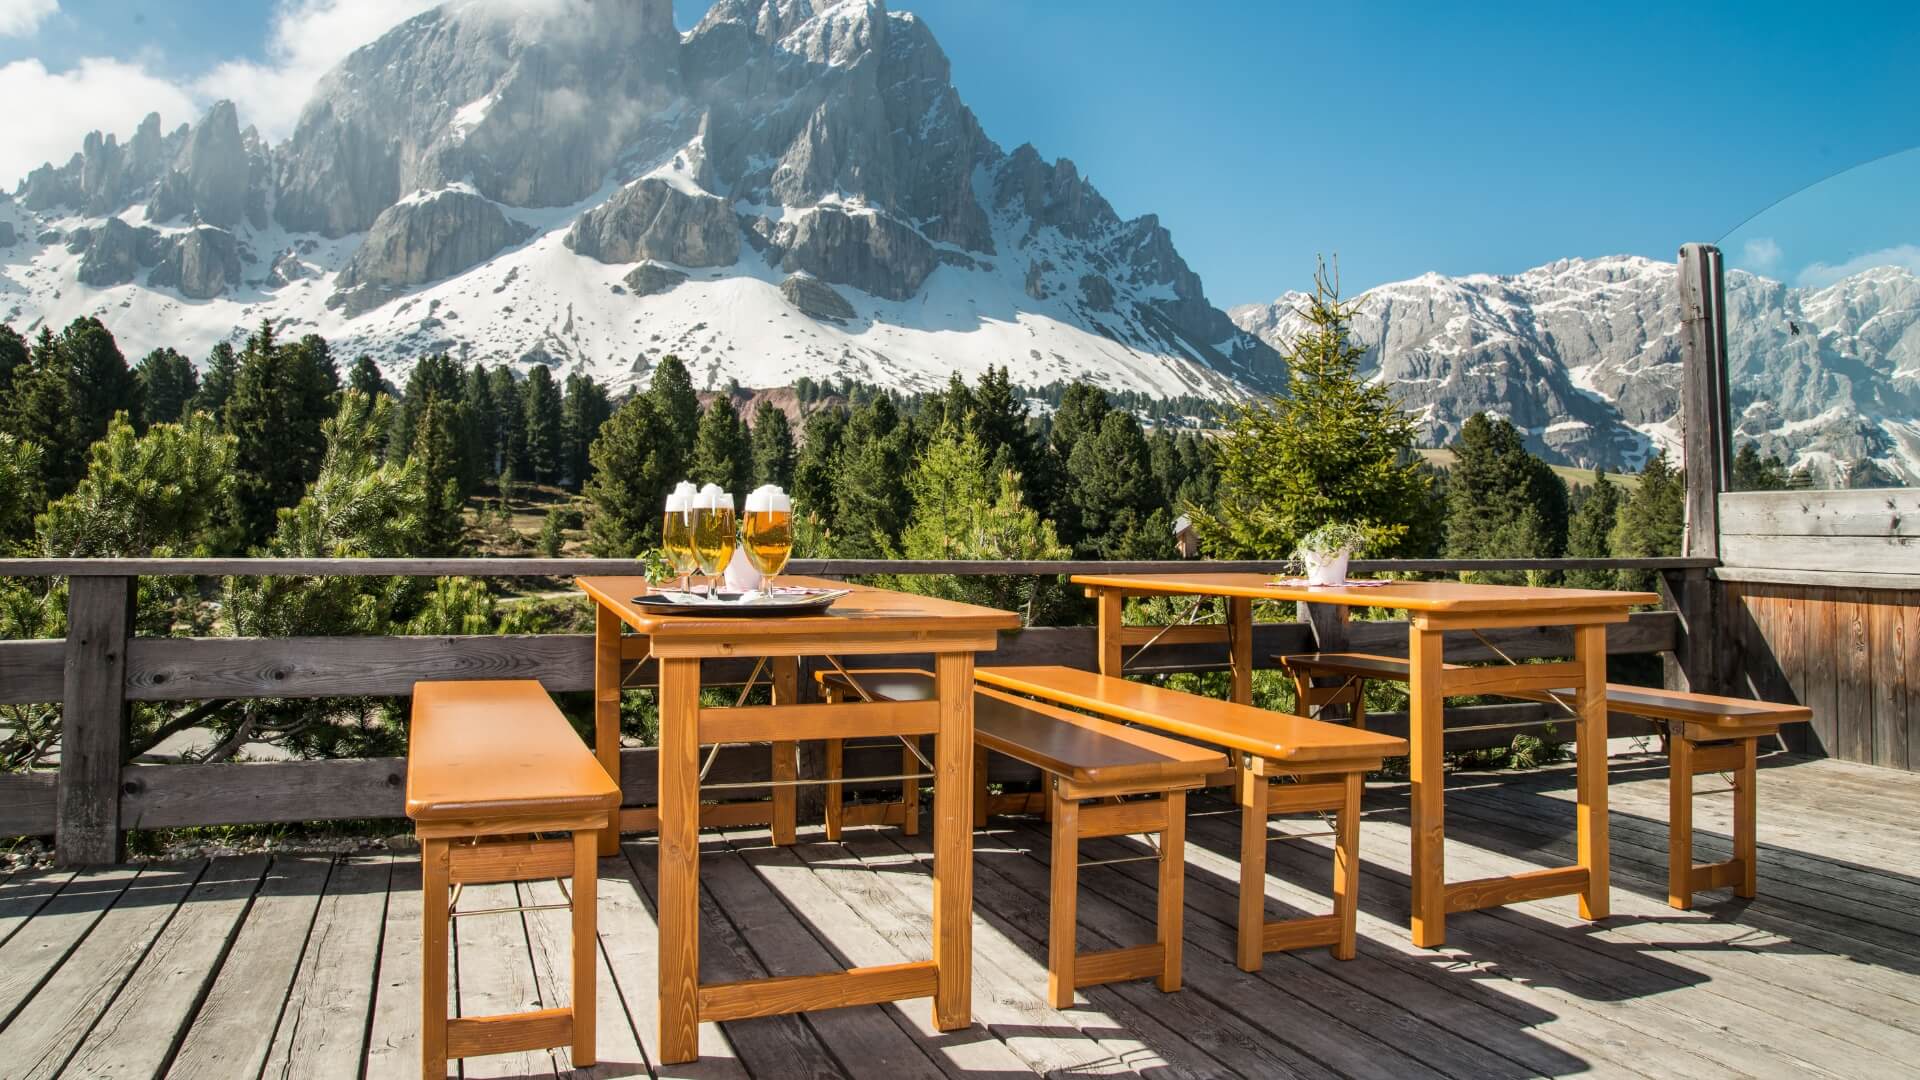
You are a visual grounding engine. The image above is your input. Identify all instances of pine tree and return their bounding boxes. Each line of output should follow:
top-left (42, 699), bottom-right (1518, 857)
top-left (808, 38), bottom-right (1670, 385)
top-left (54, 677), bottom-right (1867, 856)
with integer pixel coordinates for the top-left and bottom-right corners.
top-left (690, 394), bottom-right (751, 495)
top-left (584, 395), bottom-right (675, 556)
top-left (225, 321), bottom-right (337, 543)
top-left (561, 373), bottom-right (613, 491)
top-left (522, 364), bottom-right (564, 486)
top-left (0, 434), bottom-right (44, 548)
top-left (348, 354), bottom-right (385, 399)
top-left (489, 365), bottom-right (527, 483)
top-left (411, 397), bottom-right (467, 556)
top-left (1611, 451), bottom-right (1686, 590)
top-left (649, 354), bottom-right (699, 481)
top-left (463, 363), bottom-right (500, 479)
top-left (61, 316), bottom-right (141, 443)
top-left (792, 406), bottom-right (846, 527)
top-left (2, 329), bottom-right (79, 496)
top-left (749, 399), bottom-right (795, 488)
top-left (388, 354), bottom-right (464, 462)
top-left (194, 342), bottom-right (239, 420)
top-left (1064, 410), bottom-right (1169, 558)
top-left (1732, 442), bottom-right (1789, 491)
top-left (1190, 265), bottom-right (1434, 559)
top-left (0, 324), bottom-right (28, 394)
top-left (1564, 468), bottom-right (1623, 589)
top-left (36, 412), bottom-right (236, 557)
top-left (135, 347), bottom-right (199, 425)
top-left (831, 395), bottom-right (912, 556)
top-left (1443, 413), bottom-right (1569, 577)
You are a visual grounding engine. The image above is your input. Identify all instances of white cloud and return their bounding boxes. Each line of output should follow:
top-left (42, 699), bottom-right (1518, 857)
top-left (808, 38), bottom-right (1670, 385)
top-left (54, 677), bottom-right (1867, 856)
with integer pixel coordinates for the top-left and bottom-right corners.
top-left (0, 0), bottom-right (58, 38)
top-left (1797, 244), bottom-right (1920, 288)
top-left (1739, 236), bottom-right (1783, 275)
top-left (0, 0), bottom-right (433, 188)
top-left (0, 57), bottom-right (197, 187)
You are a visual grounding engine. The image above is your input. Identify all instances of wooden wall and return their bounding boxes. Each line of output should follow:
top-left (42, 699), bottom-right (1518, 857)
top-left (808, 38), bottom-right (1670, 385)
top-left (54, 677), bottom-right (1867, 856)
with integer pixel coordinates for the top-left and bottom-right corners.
top-left (1718, 489), bottom-right (1920, 768)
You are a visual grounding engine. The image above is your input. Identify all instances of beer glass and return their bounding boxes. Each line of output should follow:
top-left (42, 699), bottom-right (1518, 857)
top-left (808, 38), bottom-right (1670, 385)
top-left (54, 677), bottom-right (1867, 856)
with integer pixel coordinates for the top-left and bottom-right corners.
top-left (691, 485), bottom-right (736, 595)
top-left (743, 485), bottom-right (794, 581)
top-left (661, 483), bottom-right (699, 594)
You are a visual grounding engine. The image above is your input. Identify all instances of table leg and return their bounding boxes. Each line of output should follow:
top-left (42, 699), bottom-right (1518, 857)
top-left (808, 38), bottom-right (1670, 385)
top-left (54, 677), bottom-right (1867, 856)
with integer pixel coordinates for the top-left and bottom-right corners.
top-left (1228, 596), bottom-right (1253, 705)
top-left (1574, 623), bottom-right (1610, 921)
top-left (1409, 625), bottom-right (1447, 948)
top-left (771, 656), bottom-right (799, 847)
top-left (931, 650), bottom-right (975, 1032)
top-left (594, 606), bottom-right (623, 857)
top-left (657, 656), bottom-right (702, 1064)
top-left (1096, 589), bottom-right (1124, 677)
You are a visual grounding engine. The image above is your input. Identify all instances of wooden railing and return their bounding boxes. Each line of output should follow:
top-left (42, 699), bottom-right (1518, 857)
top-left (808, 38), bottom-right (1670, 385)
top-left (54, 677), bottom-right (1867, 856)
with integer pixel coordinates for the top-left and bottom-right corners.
top-left (0, 556), bottom-right (1712, 864)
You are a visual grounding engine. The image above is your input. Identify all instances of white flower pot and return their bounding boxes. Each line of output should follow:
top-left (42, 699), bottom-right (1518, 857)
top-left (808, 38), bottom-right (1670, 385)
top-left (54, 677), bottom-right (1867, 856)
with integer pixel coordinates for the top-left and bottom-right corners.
top-left (1302, 548), bottom-right (1351, 586)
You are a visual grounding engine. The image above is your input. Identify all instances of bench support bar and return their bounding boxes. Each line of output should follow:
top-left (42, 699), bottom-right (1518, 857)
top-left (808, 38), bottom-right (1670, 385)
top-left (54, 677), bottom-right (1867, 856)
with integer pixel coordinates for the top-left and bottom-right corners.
top-left (698, 961), bottom-right (938, 1022)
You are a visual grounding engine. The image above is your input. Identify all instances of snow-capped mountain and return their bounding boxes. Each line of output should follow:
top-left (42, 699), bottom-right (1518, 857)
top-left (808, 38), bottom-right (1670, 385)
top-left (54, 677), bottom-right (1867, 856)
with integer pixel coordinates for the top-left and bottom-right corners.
top-left (1230, 255), bottom-right (1920, 485)
top-left (0, 0), bottom-right (1277, 400)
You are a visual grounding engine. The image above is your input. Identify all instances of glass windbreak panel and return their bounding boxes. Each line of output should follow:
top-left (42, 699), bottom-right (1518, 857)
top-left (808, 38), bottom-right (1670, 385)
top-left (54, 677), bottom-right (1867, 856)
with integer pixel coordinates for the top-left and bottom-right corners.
top-left (1719, 147), bottom-right (1920, 491)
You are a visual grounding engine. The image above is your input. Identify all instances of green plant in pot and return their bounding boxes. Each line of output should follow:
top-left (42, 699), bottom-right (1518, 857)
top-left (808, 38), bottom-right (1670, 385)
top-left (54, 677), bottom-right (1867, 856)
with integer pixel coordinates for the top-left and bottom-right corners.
top-left (1296, 522), bottom-right (1369, 585)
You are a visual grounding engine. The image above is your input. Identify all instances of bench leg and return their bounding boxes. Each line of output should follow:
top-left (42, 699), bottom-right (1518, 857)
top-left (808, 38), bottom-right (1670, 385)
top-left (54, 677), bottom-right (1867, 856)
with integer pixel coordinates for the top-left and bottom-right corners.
top-left (1332, 771), bottom-right (1362, 961)
top-left (824, 737), bottom-right (845, 841)
top-left (1048, 784), bottom-right (1080, 1008)
top-left (903, 741), bottom-right (922, 836)
top-left (571, 829), bottom-right (599, 1067)
top-left (1350, 680), bottom-right (1369, 731)
top-left (1235, 757), bottom-right (1268, 972)
top-left (974, 744), bottom-right (990, 829)
top-left (1668, 732), bottom-right (1694, 910)
top-left (771, 657), bottom-right (799, 846)
top-left (1157, 790), bottom-right (1186, 991)
top-left (421, 838), bottom-right (451, 1079)
top-left (1734, 738), bottom-right (1758, 899)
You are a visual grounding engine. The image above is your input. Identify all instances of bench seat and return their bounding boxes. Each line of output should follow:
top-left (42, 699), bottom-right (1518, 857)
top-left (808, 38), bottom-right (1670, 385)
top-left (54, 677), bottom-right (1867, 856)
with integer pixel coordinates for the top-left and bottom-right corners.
top-left (1278, 651), bottom-right (1813, 908)
top-left (818, 668), bottom-right (1223, 1006)
top-left (976, 665), bottom-right (1408, 972)
top-left (408, 680), bottom-right (619, 1077)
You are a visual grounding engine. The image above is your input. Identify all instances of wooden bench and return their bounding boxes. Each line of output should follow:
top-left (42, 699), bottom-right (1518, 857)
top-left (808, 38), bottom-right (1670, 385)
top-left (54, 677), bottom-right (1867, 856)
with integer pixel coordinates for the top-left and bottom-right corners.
top-left (820, 669), bottom-right (1224, 1006)
top-left (974, 665), bottom-right (1408, 972)
top-left (407, 680), bottom-right (621, 1078)
top-left (1279, 652), bottom-right (1814, 909)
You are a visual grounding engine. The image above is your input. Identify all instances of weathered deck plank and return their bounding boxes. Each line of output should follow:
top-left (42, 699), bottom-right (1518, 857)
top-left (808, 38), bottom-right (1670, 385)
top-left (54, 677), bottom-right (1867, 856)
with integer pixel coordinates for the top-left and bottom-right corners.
top-left (5, 754), bottom-right (1920, 1079)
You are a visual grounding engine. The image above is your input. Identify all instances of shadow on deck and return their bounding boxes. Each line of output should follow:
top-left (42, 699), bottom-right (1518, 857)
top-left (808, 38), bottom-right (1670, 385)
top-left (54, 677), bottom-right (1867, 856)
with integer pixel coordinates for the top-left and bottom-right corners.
top-left (4, 751), bottom-right (1919, 1078)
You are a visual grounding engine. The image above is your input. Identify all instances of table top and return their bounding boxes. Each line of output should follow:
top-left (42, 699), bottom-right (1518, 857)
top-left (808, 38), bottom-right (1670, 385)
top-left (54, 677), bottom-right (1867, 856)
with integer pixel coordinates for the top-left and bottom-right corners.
top-left (576, 575), bottom-right (1023, 639)
top-left (1070, 572), bottom-right (1658, 613)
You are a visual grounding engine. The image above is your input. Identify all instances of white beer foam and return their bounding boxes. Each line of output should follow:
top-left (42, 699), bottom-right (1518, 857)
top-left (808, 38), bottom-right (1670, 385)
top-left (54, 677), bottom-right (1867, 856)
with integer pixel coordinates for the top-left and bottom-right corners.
top-left (697, 483), bottom-right (734, 511)
top-left (745, 485), bottom-right (791, 513)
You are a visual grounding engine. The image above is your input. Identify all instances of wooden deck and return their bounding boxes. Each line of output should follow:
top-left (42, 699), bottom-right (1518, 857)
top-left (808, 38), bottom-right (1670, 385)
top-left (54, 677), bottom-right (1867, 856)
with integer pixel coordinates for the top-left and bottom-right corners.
top-left (5, 749), bottom-right (1920, 1078)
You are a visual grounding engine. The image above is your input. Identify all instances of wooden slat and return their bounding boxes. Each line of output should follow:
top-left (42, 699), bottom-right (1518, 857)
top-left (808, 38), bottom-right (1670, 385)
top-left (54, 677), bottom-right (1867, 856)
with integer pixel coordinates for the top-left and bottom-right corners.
top-left (0, 773), bottom-right (55, 836)
top-left (164, 856), bottom-right (332, 1077)
top-left (698, 699), bottom-right (939, 743)
top-left (58, 575), bottom-right (133, 865)
top-left (1722, 534), bottom-right (1920, 575)
top-left (1345, 610), bottom-right (1678, 662)
top-left (1441, 661), bottom-right (1587, 696)
top-left (1267, 780), bottom-right (1347, 815)
top-left (1688, 860), bottom-right (1743, 894)
top-left (1838, 590), bottom-right (1874, 763)
top-left (0, 865), bottom-right (141, 1020)
top-left (448, 839), bottom-right (574, 886)
top-left (445, 1008), bottom-right (573, 1059)
top-left (259, 855), bottom-right (391, 1077)
top-left (1719, 489), bottom-right (1920, 538)
top-left (362, 860), bottom-right (422, 1080)
top-left (1443, 865), bottom-right (1590, 914)
top-left (1687, 741), bottom-right (1747, 775)
top-left (0, 639), bottom-right (63, 705)
top-left (1077, 798), bottom-right (1168, 839)
top-left (127, 633), bottom-right (597, 700)
top-left (1871, 596), bottom-right (1909, 770)
top-left (618, 801), bottom-right (774, 833)
top-left (1113, 624), bottom-right (1231, 646)
top-left (1071, 943), bottom-right (1164, 987)
top-left (697, 961), bottom-right (939, 1022)
top-left (1259, 914), bottom-right (1342, 952)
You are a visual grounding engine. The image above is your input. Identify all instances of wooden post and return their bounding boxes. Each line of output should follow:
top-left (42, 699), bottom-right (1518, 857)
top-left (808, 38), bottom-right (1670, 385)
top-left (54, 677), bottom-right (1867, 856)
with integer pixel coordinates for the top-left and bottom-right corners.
top-left (57, 574), bottom-right (134, 865)
top-left (1407, 625), bottom-right (1447, 947)
top-left (656, 656), bottom-right (702, 1064)
top-left (1661, 566), bottom-right (1720, 696)
top-left (1677, 242), bottom-right (1731, 562)
top-left (1299, 601), bottom-right (1352, 717)
top-left (930, 649), bottom-right (975, 1032)
top-left (593, 605), bottom-right (623, 857)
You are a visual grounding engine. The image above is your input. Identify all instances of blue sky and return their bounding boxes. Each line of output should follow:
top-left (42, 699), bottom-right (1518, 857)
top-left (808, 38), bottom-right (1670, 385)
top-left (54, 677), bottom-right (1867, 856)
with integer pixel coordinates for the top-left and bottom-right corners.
top-left (3, 0), bottom-right (1916, 302)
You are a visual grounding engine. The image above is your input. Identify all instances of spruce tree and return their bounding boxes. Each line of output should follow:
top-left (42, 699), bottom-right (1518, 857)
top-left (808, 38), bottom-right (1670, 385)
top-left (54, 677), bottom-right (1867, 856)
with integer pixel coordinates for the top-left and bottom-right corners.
top-left (348, 354), bottom-right (385, 399)
top-left (793, 406), bottom-right (846, 526)
top-left (584, 395), bottom-right (674, 556)
top-left (2, 329), bottom-right (79, 496)
top-left (1443, 413), bottom-right (1569, 575)
top-left (61, 316), bottom-right (141, 443)
top-left (412, 397), bottom-right (466, 556)
top-left (194, 342), bottom-right (239, 420)
top-left (388, 354), bottom-right (463, 462)
top-left (225, 321), bottom-right (337, 543)
top-left (463, 363), bottom-right (499, 479)
top-left (1190, 266), bottom-right (1433, 558)
top-left (648, 354), bottom-right (699, 480)
top-left (1732, 442), bottom-right (1789, 491)
top-left (489, 365), bottom-right (527, 483)
top-left (1611, 451), bottom-right (1686, 590)
top-left (561, 372), bottom-right (613, 491)
top-left (135, 347), bottom-right (199, 425)
top-left (832, 395), bottom-right (912, 556)
top-left (690, 395), bottom-right (752, 495)
top-left (749, 399), bottom-right (795, 488)
top-left (1064, 411), bottom-right (1169, 558)
top-left (522, 364), bottom-right (564, 486)
top-left (0, 324), bottom-right (28, 394)
top-left (1564, 468), bottom-right (1623, 589)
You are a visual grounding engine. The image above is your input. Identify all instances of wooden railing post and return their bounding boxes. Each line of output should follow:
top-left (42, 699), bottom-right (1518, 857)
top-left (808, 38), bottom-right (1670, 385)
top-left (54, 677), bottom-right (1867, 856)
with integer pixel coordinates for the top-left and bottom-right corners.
top-left (58, 574), bottom-right (134, 865)
top-left (1660, 566), bottom-right (1720, 696)
top-left (1677, 242), bottom-right (1732, 561)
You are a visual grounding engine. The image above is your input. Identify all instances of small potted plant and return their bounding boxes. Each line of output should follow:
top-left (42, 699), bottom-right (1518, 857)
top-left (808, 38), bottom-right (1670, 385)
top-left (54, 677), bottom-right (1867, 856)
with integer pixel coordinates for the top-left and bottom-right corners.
top-left (1295, 522), bottom-right (1368, 586)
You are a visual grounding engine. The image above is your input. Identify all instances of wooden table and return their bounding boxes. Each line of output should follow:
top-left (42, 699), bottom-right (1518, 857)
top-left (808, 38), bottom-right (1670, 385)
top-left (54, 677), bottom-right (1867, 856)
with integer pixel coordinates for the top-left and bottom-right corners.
top-left (576, 576), bottom-right (1020, 1064)
top-left (1071, 572), bottom-right (1658, 948)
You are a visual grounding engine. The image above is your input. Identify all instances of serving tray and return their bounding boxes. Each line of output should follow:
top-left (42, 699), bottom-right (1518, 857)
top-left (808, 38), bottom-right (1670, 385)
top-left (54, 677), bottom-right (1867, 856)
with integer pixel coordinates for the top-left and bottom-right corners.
top-left (629, 587), bottom-right (850, 616)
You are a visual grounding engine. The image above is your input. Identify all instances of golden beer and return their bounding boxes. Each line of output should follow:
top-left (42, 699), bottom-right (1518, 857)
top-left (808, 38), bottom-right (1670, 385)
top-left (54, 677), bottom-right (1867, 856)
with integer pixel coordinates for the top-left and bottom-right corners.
top-left (692, 505), bottom-right (736, 577)
top-left (661, 510), bottom-right (699, 582)
top-left (743, 509), bottom-right (793, 577)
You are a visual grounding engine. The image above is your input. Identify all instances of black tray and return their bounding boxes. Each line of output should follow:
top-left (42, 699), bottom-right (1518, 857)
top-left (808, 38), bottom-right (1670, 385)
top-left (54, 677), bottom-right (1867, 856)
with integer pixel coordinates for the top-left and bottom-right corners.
top-left (629, 589), bottom-right (847, 616)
